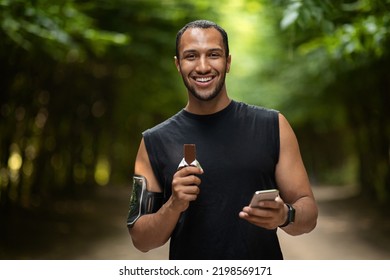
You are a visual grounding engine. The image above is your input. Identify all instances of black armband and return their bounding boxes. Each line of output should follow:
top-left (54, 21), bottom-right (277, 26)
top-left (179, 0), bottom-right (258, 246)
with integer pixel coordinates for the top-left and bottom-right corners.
top-left (127, 175), bottom-right (163, 228)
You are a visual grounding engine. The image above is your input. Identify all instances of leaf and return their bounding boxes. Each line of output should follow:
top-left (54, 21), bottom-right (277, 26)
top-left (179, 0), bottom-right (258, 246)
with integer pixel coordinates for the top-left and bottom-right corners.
top-left (280, 1), bottom-right (302, 30)
top-left (281, 9), bottom-right (299, 30)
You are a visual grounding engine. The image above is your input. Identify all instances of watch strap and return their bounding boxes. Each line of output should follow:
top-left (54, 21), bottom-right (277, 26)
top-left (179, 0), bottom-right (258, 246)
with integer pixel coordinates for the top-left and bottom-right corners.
top-left (279, 203), bottom-right (295, 228)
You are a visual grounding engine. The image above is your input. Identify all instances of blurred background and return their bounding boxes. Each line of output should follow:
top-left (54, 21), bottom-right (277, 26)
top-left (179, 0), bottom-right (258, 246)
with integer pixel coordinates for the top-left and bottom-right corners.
top-left (0, 0), bottom-right (389, 259)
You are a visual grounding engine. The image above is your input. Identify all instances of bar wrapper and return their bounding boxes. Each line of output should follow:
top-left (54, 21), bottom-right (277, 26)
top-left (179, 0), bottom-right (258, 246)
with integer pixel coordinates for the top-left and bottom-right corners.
top-left (177, 158), bottom-right (203, 170)
top-left (177, 144), bottom-right (203, 171)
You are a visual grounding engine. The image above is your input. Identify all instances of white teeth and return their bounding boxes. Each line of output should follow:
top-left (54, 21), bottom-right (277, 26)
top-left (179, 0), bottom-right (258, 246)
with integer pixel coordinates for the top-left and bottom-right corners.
top-left (196, 77), bottom-right (212, 82)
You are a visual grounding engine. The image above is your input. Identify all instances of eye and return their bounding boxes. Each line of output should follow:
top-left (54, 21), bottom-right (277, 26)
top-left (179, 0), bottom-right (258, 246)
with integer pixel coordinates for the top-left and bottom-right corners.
top-left (184, 53), bottom-right (196, 60)
top-left (209, 52), bottom-right (221, 58)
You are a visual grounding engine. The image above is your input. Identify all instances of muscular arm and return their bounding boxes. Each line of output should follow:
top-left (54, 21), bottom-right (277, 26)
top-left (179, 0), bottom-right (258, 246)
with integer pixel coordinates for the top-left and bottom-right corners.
top-left (128, 138), bottom-right (202, 252)
top-left (276, 113), bottom-right (318, 235)
top-left (239, 113), bottom-right (318, 235)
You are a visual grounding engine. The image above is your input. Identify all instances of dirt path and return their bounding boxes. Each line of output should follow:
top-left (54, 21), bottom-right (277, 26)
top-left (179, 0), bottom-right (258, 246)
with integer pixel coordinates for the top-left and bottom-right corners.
top-left (1, 185), bottom-right (389, 260)
top-left (278, 186), bottom-right (390, 259)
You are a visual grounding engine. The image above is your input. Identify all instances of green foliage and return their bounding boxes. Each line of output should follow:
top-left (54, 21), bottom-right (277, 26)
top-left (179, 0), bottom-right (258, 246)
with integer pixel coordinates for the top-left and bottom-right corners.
top-left (1, 0), bottom-right (389, 209)
top-left (0, 0), bottom-right (128, 60)
top-left (273, 0), bottom-right (390, 201)
top-left (279, 0), bottom-right (390, 63)
top-left (0, 0), bottom-right (222, 209)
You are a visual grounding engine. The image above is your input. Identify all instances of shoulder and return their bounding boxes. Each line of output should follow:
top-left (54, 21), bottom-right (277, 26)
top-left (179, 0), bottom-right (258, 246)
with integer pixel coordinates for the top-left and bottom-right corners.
top-left (234, 101), bottom-right (279, 118)
top-left (277, 113), bottom-right (294, 135)
top-left (143, 110), bottom-right (184, 137)
top-left (232, 101), bottom-right (279, 129)
top-left (277, 113), bottom-right (300, 154)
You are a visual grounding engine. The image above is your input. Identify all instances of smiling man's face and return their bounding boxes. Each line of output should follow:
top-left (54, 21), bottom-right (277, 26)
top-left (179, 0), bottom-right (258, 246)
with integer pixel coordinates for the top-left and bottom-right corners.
top-left (175, 27), bottom-right (231, 102)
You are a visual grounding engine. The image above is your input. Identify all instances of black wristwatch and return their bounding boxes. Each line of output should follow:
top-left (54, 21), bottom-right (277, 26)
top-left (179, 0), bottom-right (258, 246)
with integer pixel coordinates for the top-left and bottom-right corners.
top-left (279, 203), bottom-right (295, 227)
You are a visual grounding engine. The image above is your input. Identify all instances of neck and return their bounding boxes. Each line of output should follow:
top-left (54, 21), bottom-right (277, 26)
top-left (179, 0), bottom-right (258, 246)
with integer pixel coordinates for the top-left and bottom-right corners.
top-left (185, 93), bottom-right (231, 115)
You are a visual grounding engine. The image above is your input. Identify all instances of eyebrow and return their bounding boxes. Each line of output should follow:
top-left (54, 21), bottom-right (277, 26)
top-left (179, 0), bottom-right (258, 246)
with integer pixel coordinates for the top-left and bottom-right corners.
top-left (208, 48), bottom-right (224, 53)
top-left (182, 48), bottom-right (224, 55)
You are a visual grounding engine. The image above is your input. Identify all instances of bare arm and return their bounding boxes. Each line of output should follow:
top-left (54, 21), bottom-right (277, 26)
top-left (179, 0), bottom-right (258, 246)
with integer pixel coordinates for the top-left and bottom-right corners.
top-left (129, 138), bottom-right (203, 252)
top-left (275, 113), bottom-right (318, 235)
top-left (239, 113), bottom-right (318, 235)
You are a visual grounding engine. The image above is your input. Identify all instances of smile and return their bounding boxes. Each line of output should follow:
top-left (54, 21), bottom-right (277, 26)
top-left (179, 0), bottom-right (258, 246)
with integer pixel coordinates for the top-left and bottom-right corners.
top-left (196, 77), bottom-right (212, 82)
top-left (193, 76), bottom-right (215, 84)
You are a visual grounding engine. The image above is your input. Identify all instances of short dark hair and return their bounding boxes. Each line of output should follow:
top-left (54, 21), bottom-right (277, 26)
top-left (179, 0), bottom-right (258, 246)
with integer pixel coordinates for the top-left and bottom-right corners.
top-left (175, 20), bottom-right (229, 59)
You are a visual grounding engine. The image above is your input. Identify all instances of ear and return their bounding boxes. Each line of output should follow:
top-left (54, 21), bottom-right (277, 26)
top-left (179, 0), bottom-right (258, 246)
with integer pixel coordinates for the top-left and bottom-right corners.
top-left (226, 54), bottom-right (232, 73)
top-left (174, 56), bottom-right (180, 72)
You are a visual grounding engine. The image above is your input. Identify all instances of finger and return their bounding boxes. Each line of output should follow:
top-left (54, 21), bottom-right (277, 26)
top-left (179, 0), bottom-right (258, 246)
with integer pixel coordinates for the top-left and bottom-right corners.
top-left (240, 212), bottom-right (273, 227)
top-left (242, 206), bottom-right (274, 219)
top-left (176, 185), bottom-right (200, 196)
top-left (172, 174), bottom-right (201, 188)
top-left (181, 174), bottom-right (202, 186)
top-left (183, 193), bottom-right (199, 201)
top-left (175, 187), bottom-right (200, 201)
top-left (251, 200), bottom-right (279, 209)
top-left (177, 166), bottom-right (204, 176)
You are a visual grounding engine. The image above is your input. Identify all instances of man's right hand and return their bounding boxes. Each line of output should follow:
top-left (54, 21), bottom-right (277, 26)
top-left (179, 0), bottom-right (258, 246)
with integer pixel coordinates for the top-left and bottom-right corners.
top-left (169, 166), bottom-right (203, 213)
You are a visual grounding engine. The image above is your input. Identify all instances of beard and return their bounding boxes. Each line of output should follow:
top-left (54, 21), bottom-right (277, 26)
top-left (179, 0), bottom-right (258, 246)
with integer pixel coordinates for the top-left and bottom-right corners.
top-left (181, 71), bottom-right (227, 102)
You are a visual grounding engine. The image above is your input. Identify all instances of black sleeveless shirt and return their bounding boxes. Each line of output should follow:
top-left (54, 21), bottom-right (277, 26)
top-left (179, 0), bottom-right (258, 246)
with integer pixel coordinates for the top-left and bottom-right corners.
top-left (143, 100), bottom-right (283, 259)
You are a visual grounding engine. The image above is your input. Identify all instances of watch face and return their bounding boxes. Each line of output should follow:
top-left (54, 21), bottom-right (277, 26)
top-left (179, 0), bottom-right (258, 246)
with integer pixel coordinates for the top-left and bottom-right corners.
top-left (285, 203), bottom-right (295, 223)
top-left (289, 205), bottom-right (296, 222)
top-left (279, 203), bottom-right (296, 227)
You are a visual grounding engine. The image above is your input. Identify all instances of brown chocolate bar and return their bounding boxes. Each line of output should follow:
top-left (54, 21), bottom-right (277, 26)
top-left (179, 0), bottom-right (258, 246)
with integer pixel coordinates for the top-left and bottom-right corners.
top-left (184, 144), bottom-right (196, 165)
top-left (177, 144), bottom-right (202, 171)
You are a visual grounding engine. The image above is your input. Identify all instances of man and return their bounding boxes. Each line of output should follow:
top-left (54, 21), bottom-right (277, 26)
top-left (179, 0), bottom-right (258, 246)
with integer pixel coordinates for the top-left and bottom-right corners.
top-left (127, 20), bottom-right (318, 260)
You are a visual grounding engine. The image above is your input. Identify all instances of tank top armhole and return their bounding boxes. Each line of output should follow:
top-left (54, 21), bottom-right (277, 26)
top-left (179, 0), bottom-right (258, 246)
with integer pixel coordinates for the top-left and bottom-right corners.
top-left (142, 130), bottom-right (163, 188)
top-left (273, 110), bottom-right (280, 164)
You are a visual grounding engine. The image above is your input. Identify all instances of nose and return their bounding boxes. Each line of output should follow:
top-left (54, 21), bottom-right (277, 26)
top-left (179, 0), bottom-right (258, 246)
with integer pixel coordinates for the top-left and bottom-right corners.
top-left (195, 56), bottom-right (211, 73)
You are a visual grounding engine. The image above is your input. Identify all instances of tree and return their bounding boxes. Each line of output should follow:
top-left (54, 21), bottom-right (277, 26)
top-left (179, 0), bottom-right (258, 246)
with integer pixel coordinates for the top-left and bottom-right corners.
top-left (274, 0), bottom-right (390, 202)
top-left (0, 0), bottom-right (132, 209)
top-left (0, 0), bottom-right (220, 210)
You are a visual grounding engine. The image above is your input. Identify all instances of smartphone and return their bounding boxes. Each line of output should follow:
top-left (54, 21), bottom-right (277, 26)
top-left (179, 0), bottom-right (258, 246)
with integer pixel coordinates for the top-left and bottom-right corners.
top-left (249, 189), bottom-right (279, 207)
